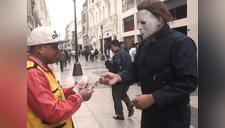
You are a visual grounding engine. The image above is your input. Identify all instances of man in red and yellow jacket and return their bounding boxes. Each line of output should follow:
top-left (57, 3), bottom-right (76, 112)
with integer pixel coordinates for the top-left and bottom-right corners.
top-left (27, 26), bottom-right (94, 128)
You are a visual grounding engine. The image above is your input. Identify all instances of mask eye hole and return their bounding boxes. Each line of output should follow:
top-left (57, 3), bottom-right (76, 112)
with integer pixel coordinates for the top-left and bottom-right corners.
top-left (141, 21), bottom-right (146, 24)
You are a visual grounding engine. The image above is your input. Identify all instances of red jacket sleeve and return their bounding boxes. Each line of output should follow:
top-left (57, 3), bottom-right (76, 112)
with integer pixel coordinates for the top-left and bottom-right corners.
top-left (63, 86), bottom-right (74, 99)
top-left (27, 68), bottom-right (82, 123)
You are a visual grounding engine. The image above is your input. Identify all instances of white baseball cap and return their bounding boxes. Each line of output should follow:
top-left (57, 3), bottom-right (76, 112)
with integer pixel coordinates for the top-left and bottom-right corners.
top-left (27, 26), bottom-right (69, 46)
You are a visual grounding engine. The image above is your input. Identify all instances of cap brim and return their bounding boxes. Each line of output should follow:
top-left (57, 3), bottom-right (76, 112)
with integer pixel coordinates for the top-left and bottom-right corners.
top-left (27, 40), bottom-right (70, 46)
top-left (50, 39), bottom-right (70, 44)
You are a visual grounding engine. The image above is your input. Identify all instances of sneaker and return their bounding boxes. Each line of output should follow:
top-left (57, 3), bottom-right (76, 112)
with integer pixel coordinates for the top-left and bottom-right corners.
top-left (113, 114), bottom-right (124, 120)
top-left (128, 107), bottom-right (134, 117)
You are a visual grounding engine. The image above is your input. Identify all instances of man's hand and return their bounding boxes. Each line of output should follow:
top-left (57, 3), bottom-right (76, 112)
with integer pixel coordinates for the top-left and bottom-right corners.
top-left (73, 81), bottom-right (90, 93)
top-left (99, 72), bottom-right (122, 85)
top-left (78, 88), bottom-right (94, 101)
top-left (132, 94), bottom-right (156, 110)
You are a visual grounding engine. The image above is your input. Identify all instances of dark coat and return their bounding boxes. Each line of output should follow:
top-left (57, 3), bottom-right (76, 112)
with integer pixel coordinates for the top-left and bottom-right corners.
top-left (124, 47), bottom-right (129, 53)
top-left (109, 48), bottom-right (131, 73)
top-left (84, 50), bottom-right (89, 57)
top-left (119, 24), bottom-right (197, 128)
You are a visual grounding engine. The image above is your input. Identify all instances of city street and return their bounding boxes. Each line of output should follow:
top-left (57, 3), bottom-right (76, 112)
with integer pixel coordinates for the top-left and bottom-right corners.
top-left (49, 56), bottom-right (198, 128)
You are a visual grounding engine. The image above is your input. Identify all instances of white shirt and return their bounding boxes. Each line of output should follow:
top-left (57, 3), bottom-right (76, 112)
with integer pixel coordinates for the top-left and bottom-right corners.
top-left (129, 47), bottom-right (136, 62)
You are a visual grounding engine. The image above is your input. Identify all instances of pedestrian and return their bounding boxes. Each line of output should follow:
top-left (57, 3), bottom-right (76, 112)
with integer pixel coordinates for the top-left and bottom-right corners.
top-left (80, 49), bottom-right (83, 56)
top-left (129, 43), bottom-right (136, 62)
top-left (64, 50), bottom-right (68, 67)
top-left (58, 50), bottom-right (67, 72)
top-left (129, 43), bottom-right (139, 62)
top-left (27, 26), bottom-right (94, 128)
top-left (94, 48), bottom-right (99, 61)
top-left (84, 49), bottom-right (89, 61)
top-left (67, 49), bottom-right (72, 63)
top-left (72, 50), bottom-right (75, 60)
top-left (106, 48), bottom-right (110, 60)
top-left (78, 49), bottom-right (81, 57)
top-left (99, 0), bottom-right (197, 128)
top-left (90, 48), bottom-right (95, 61)
top-left (128, 44), bottom-right (132, 51)
top-left (106, 39), bottom-right (134, 120)
top-left (120, 41), bottom-right (129, 53)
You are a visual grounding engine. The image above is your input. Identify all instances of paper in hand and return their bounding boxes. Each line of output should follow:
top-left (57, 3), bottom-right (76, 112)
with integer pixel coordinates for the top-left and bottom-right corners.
top-left (73, 75), bottom-right (89, 93)
top-left (88, 80), bottom-right (100, 89)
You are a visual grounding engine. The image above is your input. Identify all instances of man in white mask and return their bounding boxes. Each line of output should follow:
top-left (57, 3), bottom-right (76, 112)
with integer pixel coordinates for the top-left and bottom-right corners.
top-left (137, 9), bottom-right (162, 39)
top-left (99, 0), bottom-right (197, 128)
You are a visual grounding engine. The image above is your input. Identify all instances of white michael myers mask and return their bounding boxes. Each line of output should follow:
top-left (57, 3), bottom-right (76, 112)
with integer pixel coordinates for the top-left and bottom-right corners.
top-left (137, 10), bottom-right (162, 39)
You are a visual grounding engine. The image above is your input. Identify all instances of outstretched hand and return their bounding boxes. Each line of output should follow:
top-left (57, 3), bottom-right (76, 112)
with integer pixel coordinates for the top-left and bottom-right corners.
top-left (99, 72), bottom-right (122, 85)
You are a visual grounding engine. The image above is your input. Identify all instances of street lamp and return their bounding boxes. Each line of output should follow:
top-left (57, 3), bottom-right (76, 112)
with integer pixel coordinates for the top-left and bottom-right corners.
top-left (100, 24), bottom-right (105, 61)
top-left (72, 0), bottom-right (83, 76)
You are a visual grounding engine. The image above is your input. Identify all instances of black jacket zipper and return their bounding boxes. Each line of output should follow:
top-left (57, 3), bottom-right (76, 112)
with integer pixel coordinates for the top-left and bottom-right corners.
top-left (153, 68), bottom-right (171, 80)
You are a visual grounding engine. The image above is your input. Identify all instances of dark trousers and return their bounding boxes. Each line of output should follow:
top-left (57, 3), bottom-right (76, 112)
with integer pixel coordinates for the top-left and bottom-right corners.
top-left (59, 61), bottom-right (64, 72)
top-left (85, 55), bottom-right (88, 61)
top-left (111, 84), bottom-right (132, 116)
top-left (90, 55), bottom-right (94, 61)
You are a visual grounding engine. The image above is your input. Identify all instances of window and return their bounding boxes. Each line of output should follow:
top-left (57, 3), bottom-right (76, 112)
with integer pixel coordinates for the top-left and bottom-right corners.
top-left (170, 5), bottom-right (187, 20)
top-left (122, 0), bottom-right (134, 13)
top-left (124, 35), bottom-right (134, 49)
top-left (173, 26), bottom-right (187, 35)
top-left (123, 15), bottom-right (134, 32)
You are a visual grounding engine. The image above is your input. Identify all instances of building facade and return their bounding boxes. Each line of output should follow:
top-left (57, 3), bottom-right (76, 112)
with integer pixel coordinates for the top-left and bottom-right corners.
top-left (119, 0), bottom-right (198, 49)
top-left (64, 18), bottom-right (83, 51)
top-left (63, 1), bottom-right (88, 51)
top-left (87, 0), bottom-right (118, 54)
top-left (86, 0), bottom-right (198, 52)
top-left (64, 21), bottom-right (74, 50)
top-left (82, 0), bottom-right (90, 50)
top-left (27, 0), bottom-right (51, 40)
top-left (65, 0), bottom-right (198, 56)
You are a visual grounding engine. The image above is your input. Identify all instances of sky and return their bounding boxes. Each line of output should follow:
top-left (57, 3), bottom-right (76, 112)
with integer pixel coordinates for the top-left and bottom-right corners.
top-left (45, 0), bottom-right (86, 39)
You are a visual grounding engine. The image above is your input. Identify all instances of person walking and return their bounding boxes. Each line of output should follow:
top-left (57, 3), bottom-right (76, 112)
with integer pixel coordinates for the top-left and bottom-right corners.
top-left (67, 50), bottom-right (72, 63)
top-left (27, 26), bottom-right (94, 128)
top-left (99, 0), bottom-right (197, 127)
top-left (94, 48), bottom-right (99, 61)
top-left (84, 49), bottom-right (89, 61)
top-left (64, 50), bottom-right (69, 68)
top-left (105, 48), bottom-right (110, 60)
top-left (58, 50), bottom-right (67, 72)
top-left (90, 49), bottom-right (95, 61)
top-left (106, 39), bottom-right (134, 120)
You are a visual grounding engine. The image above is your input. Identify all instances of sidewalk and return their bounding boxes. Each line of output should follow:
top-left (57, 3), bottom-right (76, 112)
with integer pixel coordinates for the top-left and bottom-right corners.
top-left (50, 56), bottom-right (198, 128)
